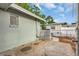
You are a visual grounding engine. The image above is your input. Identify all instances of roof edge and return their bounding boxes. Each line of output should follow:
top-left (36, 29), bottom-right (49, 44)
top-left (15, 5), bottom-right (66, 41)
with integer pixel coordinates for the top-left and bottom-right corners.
top-left (9, 4), bottom-right (46, 22)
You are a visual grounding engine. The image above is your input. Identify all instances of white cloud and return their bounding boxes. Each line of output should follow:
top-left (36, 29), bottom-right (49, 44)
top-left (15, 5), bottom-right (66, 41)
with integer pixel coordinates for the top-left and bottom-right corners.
top-left (61, 14), bottom-right (67, 21)
top-left (60, 14), bottom-right (65, 18)
top-left (45, 3), bottom-right (56, 9)
top-left (54, 18), bottom-right (64, 23)
top-left (40, 3), bottom-right (56, 9)
top-left (55, 14), bottom-right (67, 23)
top-left (56, 4), bottom-right (74, 14)
top-left (65, 3), bottom-right (74, 12)
top-left (34, 3), bottom-right (42, 10)
top-left (58, 6), bottom-right (64, 13)
top-left (66, 8), bottom-right (72, 12)
top-left (55, 17), bottom-right (67, 23)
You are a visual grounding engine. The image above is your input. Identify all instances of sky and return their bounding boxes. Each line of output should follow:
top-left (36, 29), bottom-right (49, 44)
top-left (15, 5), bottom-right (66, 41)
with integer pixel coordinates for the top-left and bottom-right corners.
top-left (34, 3), bottom-right (77, 24)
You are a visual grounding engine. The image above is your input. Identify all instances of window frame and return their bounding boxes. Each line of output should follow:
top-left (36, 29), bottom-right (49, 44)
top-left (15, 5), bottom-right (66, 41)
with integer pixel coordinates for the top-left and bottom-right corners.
top-left (9, 13), bottom-right (19, 28)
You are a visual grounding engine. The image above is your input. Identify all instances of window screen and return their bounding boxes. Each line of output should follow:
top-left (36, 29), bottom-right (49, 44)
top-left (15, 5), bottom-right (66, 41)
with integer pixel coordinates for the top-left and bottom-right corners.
top-left (9, 14), bottom-right (19, 28)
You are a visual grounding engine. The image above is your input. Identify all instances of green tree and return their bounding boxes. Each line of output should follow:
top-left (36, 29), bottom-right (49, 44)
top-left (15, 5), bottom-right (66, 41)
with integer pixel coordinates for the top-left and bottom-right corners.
top-left (17, 3), bottom-right (30, 10)
top-left (40, 20), bottom-right (46, 30)
top-left (17, 3), bottom-right (46, 19)
top-left (33, 5), bottom-right (40, 12)
top-left (46, 16), bottom-right (55, 24)
top-left (63, 22), bottom-right (67, 25)
top-left (32, 5), bottom-right (40, 16)
top-left (40, 14), bottom-right (46, 19)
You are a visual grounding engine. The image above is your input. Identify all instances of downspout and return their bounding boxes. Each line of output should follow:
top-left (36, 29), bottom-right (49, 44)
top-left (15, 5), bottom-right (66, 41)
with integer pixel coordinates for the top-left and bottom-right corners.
top-left (76, 3), bottom-right (79, 56)
top-left (35, 20), bottom-right (38, 39)
top-left (71, 3), bottom-right (78, 56)
top-left (77, 3), bottom-right (79, 56)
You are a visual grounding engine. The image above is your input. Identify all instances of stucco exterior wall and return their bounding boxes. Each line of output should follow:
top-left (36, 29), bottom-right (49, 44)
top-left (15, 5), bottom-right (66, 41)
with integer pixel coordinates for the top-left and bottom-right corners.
top-left (0, 9), bottom-right (41, 52)
top-left (61, 27), bottom-right (76, 30)
top-left (36, 21), bottom-right (41, 37)
top-left (55, 25), bottom-right (61, 30)
top-left (46, 25), bottom-right (62, 30)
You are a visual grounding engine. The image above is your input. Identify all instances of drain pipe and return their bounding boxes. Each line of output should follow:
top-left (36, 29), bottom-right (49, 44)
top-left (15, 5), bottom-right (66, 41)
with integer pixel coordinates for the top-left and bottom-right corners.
top-left (76, 3), bottom-right (79, 56)
top-left (77, 3), bottom-right (79, 56)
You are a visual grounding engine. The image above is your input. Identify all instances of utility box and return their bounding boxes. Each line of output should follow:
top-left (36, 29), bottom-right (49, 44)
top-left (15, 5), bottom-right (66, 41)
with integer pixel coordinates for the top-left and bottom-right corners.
top-left (40, 30), bottom-right (51, 40)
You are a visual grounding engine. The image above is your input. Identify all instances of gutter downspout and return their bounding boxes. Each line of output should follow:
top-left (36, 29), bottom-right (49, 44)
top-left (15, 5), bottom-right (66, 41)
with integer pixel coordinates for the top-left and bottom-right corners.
top-left (77, 3), bottom-right (79, 56)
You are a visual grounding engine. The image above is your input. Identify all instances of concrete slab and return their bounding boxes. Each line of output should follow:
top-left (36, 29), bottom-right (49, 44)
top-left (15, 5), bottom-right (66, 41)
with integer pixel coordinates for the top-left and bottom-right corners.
top-left (0, 40), bottom-right (75, 56)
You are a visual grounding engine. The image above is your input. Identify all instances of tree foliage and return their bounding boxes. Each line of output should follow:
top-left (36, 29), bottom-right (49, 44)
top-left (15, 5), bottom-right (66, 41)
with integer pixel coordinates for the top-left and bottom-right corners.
top-left (40, 14), bottom-right (46, 19)
top-left (40, 20), bottom-right (46, 30)
top-left (46, 16), bottom-right (55, 24)
top-left (17, 3), bottom-right (30, 10)
top-left (63, 22), bottom-right (67, 25)
top-left (17, 3), bottom-right (46, 19)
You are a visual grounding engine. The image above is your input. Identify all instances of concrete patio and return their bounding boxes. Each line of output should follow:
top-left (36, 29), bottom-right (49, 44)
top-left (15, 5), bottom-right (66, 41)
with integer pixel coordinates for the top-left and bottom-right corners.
top-left (0, 39), bottom-right (75, 56)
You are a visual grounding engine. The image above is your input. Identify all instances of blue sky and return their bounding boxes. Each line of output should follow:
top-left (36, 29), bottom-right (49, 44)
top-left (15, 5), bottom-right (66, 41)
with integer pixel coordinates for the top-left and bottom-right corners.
top-left (34, 3), bottom-right (76, 24)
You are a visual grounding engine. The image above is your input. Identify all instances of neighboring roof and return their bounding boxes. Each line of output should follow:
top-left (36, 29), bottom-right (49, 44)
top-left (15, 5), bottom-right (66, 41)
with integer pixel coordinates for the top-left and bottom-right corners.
top-left (45, 23), bottom-right (62, 26)
top-left (0, 3), bottom-right (46, 22)
top-left (46, 23), bottom-right (76, 27)
top-left (63, 24), bottom-right (76, 27)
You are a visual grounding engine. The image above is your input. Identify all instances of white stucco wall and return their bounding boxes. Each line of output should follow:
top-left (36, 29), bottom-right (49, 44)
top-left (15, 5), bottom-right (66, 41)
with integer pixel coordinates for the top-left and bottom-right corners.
top-left (61, 27), bottom-right (77, 38)
top-left (0, 10), bottom-right (41, 52)
top-left (36, 21), bottom-right (41, 37)
top-left (46, 24), bottom-right (62, 30)
top-left (55, 25), bottom-right (61, 30)
top-left (46, 26), bottom-right (51, 29)
top-left (61, 27), bottom-right (76, 30)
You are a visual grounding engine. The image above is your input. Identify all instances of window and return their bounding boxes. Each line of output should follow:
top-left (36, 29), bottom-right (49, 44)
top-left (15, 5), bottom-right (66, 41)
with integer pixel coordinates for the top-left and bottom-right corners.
top-left (9, 14), bottom-right (19, 28)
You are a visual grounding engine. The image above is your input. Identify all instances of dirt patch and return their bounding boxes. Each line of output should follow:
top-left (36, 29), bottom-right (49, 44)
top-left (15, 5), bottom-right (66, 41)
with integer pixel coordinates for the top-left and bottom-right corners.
top-left (59, 36), bottom-right (73, 44)
top-left (59, 36), bottom-right (76, 52)
top-left (33, 42), bottom-right (39, 45)
top-left (20, 46), bottom-right (32, 52)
